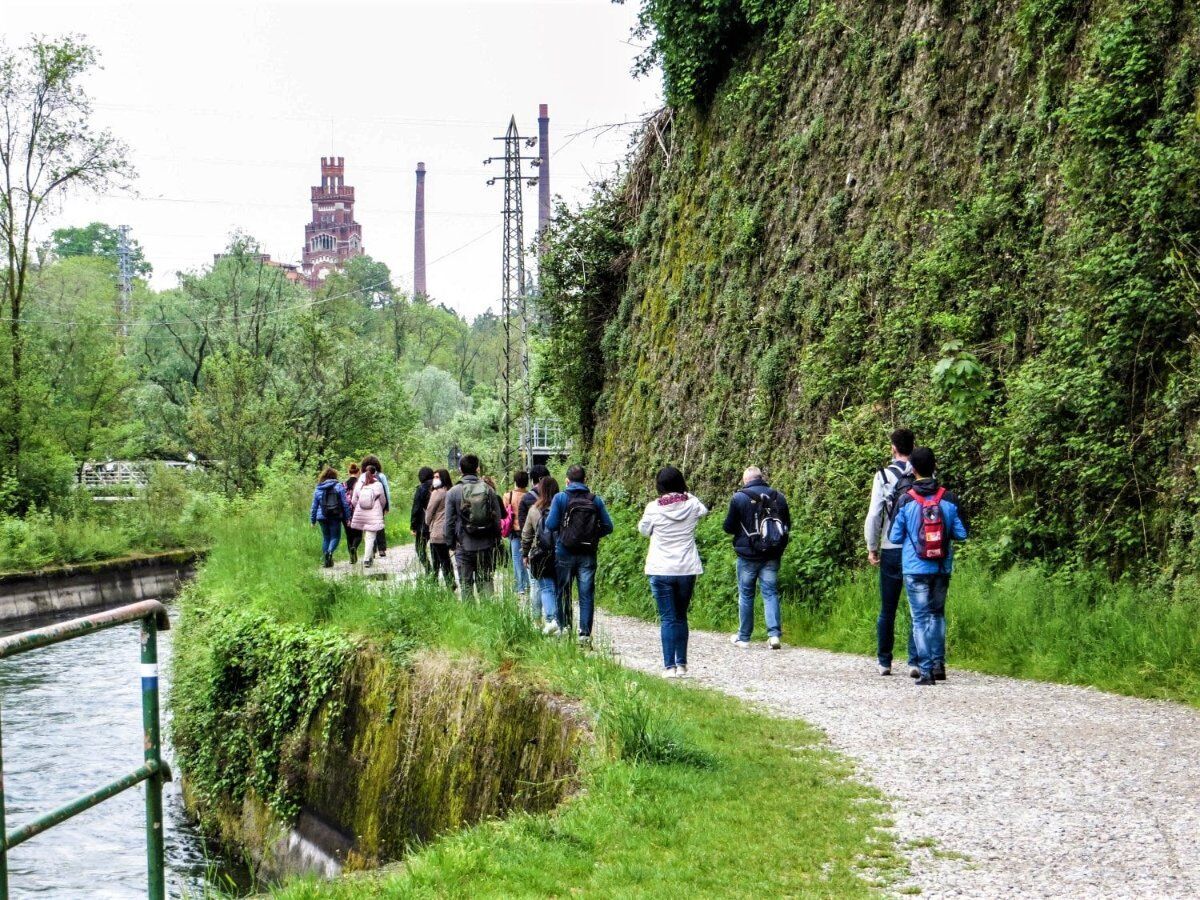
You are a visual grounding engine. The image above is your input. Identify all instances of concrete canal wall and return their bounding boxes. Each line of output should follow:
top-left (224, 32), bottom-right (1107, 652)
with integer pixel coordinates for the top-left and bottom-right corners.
top-left (0, 551), bottom-right (197, 624)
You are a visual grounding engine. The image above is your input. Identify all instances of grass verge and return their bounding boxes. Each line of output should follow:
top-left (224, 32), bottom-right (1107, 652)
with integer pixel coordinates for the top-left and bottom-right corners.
top-left (173, 476), bottom-right (902, 897)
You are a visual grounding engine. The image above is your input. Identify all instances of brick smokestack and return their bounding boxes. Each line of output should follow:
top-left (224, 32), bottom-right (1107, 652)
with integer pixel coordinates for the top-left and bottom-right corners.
top-left (538, 104), bottom-right (551, 245)
top-left (414, 161), bottom-right (427, 297)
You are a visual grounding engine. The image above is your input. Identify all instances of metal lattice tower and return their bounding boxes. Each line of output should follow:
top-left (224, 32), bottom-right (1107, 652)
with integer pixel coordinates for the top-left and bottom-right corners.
top-left (485, 116), bottom-right (539, 470)
top-left (116, 225), bottom-right (133, 340)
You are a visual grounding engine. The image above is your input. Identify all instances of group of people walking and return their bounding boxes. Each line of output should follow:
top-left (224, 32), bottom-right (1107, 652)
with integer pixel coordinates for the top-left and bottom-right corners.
top-left (310, 454), bottom-right (392, 568)
top-left (312, 429), bottom-right (968, 685)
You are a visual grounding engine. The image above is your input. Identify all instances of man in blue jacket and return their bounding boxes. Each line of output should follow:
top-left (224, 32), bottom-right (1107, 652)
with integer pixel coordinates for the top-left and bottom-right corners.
top-left (544, 464), bottom-right (614, 646)
top-left (723, 466), bottom-right (791, 650)
top-left (889, 447), bottom-right (968, 686)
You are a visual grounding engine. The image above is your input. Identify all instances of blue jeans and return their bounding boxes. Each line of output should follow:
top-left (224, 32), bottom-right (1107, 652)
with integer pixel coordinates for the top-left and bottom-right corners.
top-left (649, 575), bottom-right (694, 669)
top-left (878, 548), bottom-right (916, 667)
top-left (510, 536), bottom-right (530, 595)
top-left (319, 519), bottom-right (341, 555)
top-left (535, 575), bottom-right (559, 622)
top-left (905, 573), bottom-right (949, 676)
top-left (736, 557), bottom-right (781, 641)
top-left (555, 551), bottom-right (597, 636)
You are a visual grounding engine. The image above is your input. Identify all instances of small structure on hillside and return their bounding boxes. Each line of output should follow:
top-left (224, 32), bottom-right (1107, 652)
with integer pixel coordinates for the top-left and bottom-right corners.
top-left (521, 419), bottom-right (569, 470)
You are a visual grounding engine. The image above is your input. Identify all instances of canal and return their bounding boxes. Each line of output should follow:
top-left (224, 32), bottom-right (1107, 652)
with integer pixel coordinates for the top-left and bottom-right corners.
top-left (0, 607), bottom-right (250, 898)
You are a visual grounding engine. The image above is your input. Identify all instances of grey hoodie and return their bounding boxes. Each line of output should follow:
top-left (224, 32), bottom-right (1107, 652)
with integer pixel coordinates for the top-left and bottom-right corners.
top-left (638, 493), bottom-right (709, 576)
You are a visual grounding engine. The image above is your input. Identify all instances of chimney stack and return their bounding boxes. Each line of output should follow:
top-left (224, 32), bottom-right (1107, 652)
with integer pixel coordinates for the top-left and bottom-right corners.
top-left (414, 161), bottom-right (427, 297)
top-left (538, 104), bottom-right (551, 244)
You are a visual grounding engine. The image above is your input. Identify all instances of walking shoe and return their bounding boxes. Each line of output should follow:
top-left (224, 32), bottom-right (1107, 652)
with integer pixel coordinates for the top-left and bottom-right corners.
top-left (915, 674), bottom-right (936, 686)
top-left (933, 665), bottom-right (947, 681)
top-left (909, 666), bottom-right (921, 679)
top-left (364, 558), bottom-right (374, 568)
top-left (662, 666), bottom-right (678, 678)
top-left (323, 552), bottom-right (333, 568)
top-left (676, 664), bottom-right (688, 676)
top-left (878, 664), bottom-right (892, 676)
top-left (378, 550), bottom-right (387, 558)
top-left (349, 549), bottom-right (357, 565)
top-left (577, 634), bottom-right (592, 649)
top-left (730, 635), bottom-right (751, 649)
top-left (541, 619), bottom-right (560, 636)
top-left (768, 636), bottom-right (782, 650)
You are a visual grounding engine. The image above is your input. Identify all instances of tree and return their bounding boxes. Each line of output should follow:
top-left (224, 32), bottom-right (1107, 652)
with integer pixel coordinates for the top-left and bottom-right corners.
top-left (47, 221), bottom-right (151, 276)
top-left (406, 365), bottom-right (469, 430)
top-left (0, 36), bottom-right (132, 474)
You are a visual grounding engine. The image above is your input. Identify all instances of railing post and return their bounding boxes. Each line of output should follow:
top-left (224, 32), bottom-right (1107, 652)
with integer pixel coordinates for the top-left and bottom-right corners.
top-left (140, 616), bottom-right (166, 900)
top-left (1, 702), bottom-right (8, 900)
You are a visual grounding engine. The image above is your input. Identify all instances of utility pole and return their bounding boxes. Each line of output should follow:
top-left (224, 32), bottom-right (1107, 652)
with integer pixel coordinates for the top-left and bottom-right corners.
top-left (485, 116), bottom-right (539, 472)
top-left (116, 225), bottom-right (133, 341)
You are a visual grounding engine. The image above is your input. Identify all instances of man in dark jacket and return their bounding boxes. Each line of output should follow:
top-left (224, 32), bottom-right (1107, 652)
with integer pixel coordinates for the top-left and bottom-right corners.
top-left (518, 464), bottom-right (550, 530)
top-left (544, 464), bottom-right (614, 646)
top-left (723, 466), bottom-right (791, 650)
top-left (443, 454), bottom-right (503, 598)
top-left (410, 466), bottom-right (434, 574)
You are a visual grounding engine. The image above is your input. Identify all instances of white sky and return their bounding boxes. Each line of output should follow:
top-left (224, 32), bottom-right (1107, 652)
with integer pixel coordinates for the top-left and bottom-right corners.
top-left (3, 0), bottom-right (662, 318)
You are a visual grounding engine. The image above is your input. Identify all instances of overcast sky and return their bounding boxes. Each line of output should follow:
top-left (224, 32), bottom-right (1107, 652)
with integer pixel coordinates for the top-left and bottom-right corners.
top-left (4, 0), bottom-right (662, 318)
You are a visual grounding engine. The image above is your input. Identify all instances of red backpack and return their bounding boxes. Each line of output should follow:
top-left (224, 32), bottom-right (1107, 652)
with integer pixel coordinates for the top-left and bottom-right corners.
top-left (908, 487), bottom-right (947, 560)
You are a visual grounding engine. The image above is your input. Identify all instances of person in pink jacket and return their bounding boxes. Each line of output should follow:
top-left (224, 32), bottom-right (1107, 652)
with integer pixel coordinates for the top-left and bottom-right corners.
top-left (350, 466), bottom-right (388, 567)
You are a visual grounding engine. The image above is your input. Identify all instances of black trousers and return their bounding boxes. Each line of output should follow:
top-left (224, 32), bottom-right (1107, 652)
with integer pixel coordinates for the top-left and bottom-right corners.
top-left (430, 542), bottom-right (455, 588)
top-left (415, 529), bottom-right (431, 571)
top-left (455, 547), bottom-right (495, 598)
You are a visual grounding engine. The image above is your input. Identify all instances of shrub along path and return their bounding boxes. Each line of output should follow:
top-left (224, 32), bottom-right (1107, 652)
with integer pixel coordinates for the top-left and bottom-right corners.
top-left (597, 611), bottom-right (1200, 899)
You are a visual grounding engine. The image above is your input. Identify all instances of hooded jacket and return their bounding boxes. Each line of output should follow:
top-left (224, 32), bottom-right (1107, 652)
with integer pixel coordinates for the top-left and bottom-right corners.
top-left (888, 477), bottom-right (968, 575)
top-left (350, 479), bottom-right (388, 532)
top-left (722, 478), bottom-right (791, 560)
top-left (638, 493), bottom-right (708, 576)
top-left (311, 479), bottom-right (351, 524)
top-left (544, 482), bottom-right (615, 556)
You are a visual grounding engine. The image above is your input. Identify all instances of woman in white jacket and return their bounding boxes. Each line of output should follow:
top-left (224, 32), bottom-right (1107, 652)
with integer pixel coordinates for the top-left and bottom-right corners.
top-left (638, 466), bottom-right (708, 677)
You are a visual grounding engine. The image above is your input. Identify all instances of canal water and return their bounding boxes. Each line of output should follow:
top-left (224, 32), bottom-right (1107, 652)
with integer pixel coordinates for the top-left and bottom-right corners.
top-left (0, 608), bottom-right (250, 898)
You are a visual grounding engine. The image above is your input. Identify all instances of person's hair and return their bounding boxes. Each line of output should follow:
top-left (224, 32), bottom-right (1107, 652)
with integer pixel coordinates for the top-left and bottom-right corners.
top-left (514, 470), bottom-right (529, 489)
top-left (566, 464), bottom-right (586, 484)
top-left (910, 446), bottom-right (936, 478)
top-left (319, 466), bottom-right (338, 482)
top-left (482, 475), bottom-right (497, 491)
top-left (891, 428), bottom-right (916, 457)
top-left (536, 476), bottom-right (560, 511)
top-left (529, 464), bottom-right (550, 483)
top-left (363, 465), bottom-right (378, 483)
top-left (459, 453), bottom-right (480, 475)
top-left (361, 454), bottom-right (383, 473)
top-left (434, 468), bottom-right (452, 488)
top-left (655, 466), bottom-right (687, 495)
top-left (347, 462), bottom-right (360, 476)
top-left (743, 466), bottom-right (763, 484)
top-left (418, 466), bottom-right (434, 483)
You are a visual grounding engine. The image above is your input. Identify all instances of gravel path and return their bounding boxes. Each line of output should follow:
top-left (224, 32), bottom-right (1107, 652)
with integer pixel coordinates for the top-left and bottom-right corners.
top-left (595, 611), bottom-right (1200, 899)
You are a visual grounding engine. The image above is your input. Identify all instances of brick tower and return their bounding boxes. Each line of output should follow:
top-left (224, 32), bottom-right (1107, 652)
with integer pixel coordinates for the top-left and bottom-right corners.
top-left (301, 156), bottom-right (364, 286)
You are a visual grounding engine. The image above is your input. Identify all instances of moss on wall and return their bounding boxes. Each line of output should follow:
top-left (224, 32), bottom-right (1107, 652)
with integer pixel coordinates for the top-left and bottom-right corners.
top-left (572, 0), bottom-right (1200, 573)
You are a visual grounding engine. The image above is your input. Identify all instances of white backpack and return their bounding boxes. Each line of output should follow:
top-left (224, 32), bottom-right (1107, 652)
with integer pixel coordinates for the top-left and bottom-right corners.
top-left (357, 484), bottom-right (377, 511)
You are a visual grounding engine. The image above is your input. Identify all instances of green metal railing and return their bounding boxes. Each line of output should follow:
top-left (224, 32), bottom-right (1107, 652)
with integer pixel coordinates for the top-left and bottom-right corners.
top-left (0, 600), bottom-right (172, 899)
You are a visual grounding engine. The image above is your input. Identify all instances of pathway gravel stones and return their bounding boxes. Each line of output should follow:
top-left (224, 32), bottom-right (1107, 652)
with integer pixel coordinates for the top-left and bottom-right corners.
top-left (595, 611), bottom-right (1200, 899)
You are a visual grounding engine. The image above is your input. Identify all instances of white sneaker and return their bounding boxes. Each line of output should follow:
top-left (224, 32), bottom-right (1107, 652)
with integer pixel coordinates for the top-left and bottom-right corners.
top-left (768, 636), bottom-right (782, 650)
top-left (662, 666), bottom-right (677, 678)
top-left (909, 666), bottom-right (921, 679)
top-left (541, 619), bottom-right (560, 636)
top-left (878, 664), bottom-right (892, 676)
top-left (676, 664), bottom-right (688, 676)
top-left (730, 635), bottom-right (751, 649)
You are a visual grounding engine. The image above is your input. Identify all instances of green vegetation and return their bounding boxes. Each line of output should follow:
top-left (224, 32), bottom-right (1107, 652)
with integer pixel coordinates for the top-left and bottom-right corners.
top-left (0, 466), bottom-right (219, 573)
top-left (544, 0), bottom-right (1200, 580)
top-left (172, 474), bottom-right (901, 896)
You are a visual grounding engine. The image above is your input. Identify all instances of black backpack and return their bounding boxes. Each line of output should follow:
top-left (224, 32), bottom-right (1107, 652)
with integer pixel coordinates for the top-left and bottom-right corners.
top-left (879, 463), bottom-right (915, 526)
top-left (320, 484), bottom-right (343, 519)
top-left (528, 515), bottom-right (557, 579)
top-left (740, 488), bottom-right (788, 555)
top-left (559, 492), bottom-right (600, 553)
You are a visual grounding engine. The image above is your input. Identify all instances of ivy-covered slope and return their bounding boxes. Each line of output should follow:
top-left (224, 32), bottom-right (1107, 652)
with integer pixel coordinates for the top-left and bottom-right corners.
top-left (569, 0), bottom-right (1200, 570)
